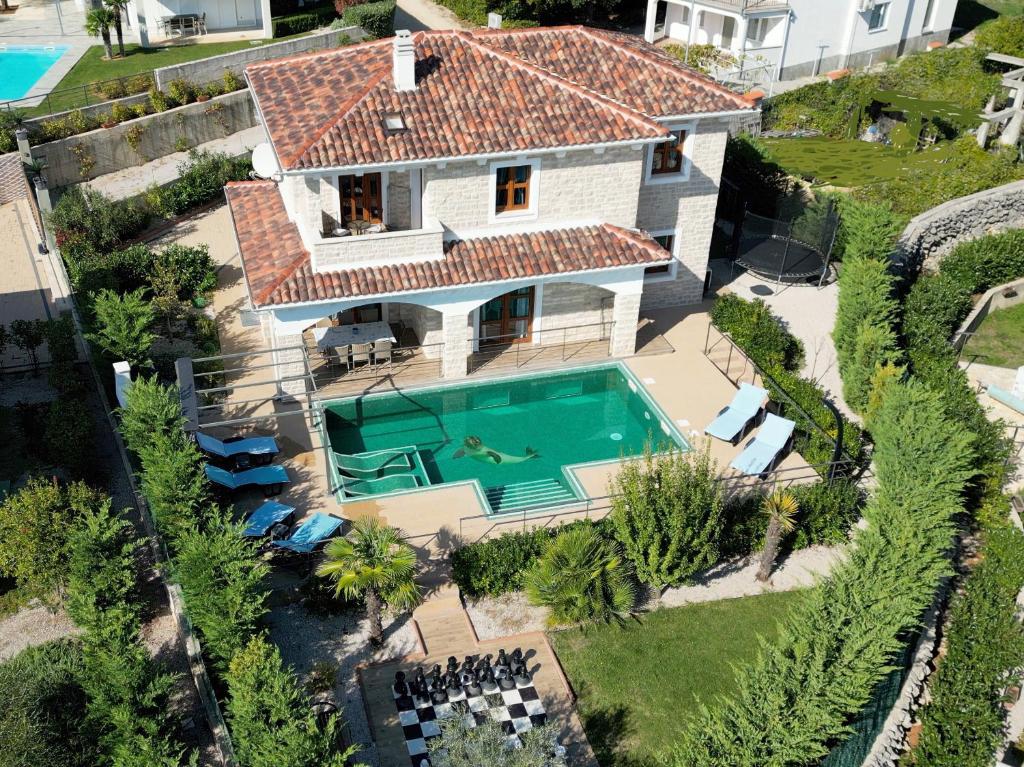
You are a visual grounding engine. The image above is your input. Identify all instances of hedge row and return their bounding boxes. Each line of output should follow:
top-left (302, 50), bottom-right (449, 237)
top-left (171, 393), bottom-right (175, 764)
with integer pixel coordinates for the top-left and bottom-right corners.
top-left (338, 0), bottom-right (396, 38)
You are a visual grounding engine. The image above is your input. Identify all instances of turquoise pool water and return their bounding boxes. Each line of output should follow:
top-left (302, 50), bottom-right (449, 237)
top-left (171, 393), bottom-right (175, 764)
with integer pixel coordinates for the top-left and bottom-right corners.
top-left (324, 364), bottom-right (687, 513)
top-left (0, 46), bottom-right (69, 101)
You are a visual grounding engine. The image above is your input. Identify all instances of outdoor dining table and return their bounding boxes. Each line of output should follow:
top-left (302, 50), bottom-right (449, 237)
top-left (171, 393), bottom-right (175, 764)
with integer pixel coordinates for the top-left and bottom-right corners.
top-left (312, 321), bottom-right (396, 351)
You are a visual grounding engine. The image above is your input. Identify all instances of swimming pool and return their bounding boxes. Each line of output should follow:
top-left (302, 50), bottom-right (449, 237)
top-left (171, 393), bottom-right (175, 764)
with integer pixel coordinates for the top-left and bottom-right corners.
top-left (0, 46), bottom-right (69, 102)
top-left (323, 364), bottom-right (688, 514)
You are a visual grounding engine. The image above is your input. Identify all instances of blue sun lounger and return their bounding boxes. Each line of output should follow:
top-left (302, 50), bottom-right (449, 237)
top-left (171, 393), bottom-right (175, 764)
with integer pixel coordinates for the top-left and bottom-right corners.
top-left (729, 413), bottom-right (796, 476)
top-left (242, 500), bottom-right (296, 537)
top-left (987, 385), bottom-right (1024, 415)
top-left (196, 432), bottom-right (279, 464)
top-left (205, 463), bottom-right (290, 496)
top-left (271, 512), bottom-right (344, 554)
top-left (705, 383), bottom-right (769, 444)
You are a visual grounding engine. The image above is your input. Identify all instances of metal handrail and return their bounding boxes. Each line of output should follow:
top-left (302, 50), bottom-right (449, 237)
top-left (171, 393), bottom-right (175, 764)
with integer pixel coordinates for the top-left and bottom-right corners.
top-left (3, 72), bottom-right (156, 117)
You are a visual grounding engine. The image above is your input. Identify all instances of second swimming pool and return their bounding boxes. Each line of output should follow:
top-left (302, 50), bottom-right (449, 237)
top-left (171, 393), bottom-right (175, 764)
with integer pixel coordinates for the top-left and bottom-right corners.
top-left (323, 364), bottom-right (688, 513)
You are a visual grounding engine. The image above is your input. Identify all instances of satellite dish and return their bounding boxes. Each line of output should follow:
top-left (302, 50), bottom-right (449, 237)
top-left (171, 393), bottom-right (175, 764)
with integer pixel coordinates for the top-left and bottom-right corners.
top-left (251, 142), bottom-right (280, 179)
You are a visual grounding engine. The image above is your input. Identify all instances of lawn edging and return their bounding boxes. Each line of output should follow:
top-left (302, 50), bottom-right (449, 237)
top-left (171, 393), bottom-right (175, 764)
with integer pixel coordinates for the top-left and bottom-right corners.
top-left (953, 274), bottom-right (1024, 353)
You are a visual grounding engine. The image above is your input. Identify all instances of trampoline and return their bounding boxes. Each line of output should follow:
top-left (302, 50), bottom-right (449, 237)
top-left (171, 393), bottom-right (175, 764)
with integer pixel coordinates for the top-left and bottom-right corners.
top-left (732, 204), bottom-right (837, 287)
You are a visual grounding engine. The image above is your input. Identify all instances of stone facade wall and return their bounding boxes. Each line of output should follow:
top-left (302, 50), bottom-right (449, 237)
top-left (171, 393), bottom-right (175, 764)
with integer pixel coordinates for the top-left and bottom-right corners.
top-left (391, 303), bottom-right (443, 358)
top-left (388, 170), bottom-right (413, 231)
top-left (540, 282), bottom-right (613, 343)
top-left (421, 145), bottom-right (643, 234)
top-left (313, 226), bottom-right (444, 270)
top-left (31, 89), bottom-right (256, 189)
top-left (637, 116), bottom-right (730, 309)
top-left (896, 179), bottom-right (1024, 273)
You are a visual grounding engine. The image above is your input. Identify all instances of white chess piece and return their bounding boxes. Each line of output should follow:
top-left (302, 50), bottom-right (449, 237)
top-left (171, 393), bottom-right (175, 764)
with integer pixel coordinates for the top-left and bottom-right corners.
top-left (1013, 366), bottom-right (1024, 399)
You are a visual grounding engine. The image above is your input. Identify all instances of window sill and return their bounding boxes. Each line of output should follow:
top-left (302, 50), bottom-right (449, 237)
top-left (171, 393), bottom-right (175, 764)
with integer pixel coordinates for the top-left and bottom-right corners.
top-left (645, 170), bottom-right (691, 186)
top-left (490, 209), bottom-right (539, 224)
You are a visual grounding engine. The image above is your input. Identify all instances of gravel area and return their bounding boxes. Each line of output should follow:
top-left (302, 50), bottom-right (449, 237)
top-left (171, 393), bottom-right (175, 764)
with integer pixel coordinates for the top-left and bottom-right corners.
top-left (466, 544), bottom-right (846, 639)
top-left (0, 603), bottom-right (80, 661)
top-left (266, 602), bottom-right (422, 767)
top-left (0, 371), bottom-right (57, 407)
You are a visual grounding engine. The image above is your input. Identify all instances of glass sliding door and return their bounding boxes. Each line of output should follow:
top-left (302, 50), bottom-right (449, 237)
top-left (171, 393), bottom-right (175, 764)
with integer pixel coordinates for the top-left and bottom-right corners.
top-left (479, 287), bottom-right (535, 346)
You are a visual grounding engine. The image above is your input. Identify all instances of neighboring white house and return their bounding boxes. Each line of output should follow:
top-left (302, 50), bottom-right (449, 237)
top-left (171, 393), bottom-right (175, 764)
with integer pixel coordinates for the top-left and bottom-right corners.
top-left (123, 0), bottom-right (273, 46)
top-left (643, 0), bottom-right (959, 82)
top-left (225, 26), bottom-right (758, 392)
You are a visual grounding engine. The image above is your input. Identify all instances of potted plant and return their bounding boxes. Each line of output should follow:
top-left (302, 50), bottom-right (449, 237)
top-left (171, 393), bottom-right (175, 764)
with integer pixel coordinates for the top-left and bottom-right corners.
top-left (99, 112), bottom-right (117, 129)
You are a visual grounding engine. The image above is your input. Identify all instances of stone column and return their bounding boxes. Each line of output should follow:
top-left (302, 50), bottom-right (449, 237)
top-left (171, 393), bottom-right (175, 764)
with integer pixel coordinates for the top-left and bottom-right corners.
top-left (609, 292), bottom-right (642, 358)
top-left (643, 0), bottom-right (658, 42)
top-left (441, 310), bottom-right (470, 379)
top-left (15, 129), bottom-right (31, 166)
top-left (273, 328), bottom-right (309, 396)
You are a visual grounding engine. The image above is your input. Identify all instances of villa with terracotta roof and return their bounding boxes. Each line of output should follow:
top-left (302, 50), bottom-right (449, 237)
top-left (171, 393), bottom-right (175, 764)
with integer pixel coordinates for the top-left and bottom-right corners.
top-left (226, 24), bottom-right (758, 392)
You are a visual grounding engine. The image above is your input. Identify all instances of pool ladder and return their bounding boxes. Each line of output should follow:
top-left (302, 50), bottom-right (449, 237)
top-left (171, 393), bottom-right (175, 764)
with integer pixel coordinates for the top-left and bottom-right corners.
top-left (485, 479), bottom-right (576, 513)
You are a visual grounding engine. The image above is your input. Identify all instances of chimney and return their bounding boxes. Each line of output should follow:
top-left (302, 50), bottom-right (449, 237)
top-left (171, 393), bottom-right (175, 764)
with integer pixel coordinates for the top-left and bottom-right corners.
top-left (487, 12), bottom-right (502, 28)
top-left (393, 30), bottom-right (416, 92)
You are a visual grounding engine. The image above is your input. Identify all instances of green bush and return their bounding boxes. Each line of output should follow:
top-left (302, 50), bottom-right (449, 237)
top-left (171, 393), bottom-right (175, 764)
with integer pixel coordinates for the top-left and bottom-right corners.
top-left (670, 379), bottom-right (974, 765)
top-left (167, 149), bottom-right (251, 214)
top-left (0, 479), bottom-right (106, 601)
top-left (225, 636), bottom-right (358, 767)
top-left (88, 287), bottom-right (156, 367)
top-left (912, 525), bottom-right (1024, 767)
top-left (341, 0), bottom-right (395, 38)
top-left (837, 198), bottom-right (904, 263)
top-left (272, 1), bottom-right (338, 36)
top-left (721, 135), bottom-right (792, 217)
top-left (709, 293), bottom-right (804, 371)
top-left (525, 525), bottom-right (635, 627)
top-left (610, 446), bottom-right (723, 588)
top-left (49, 186), bottom-right (151, 275)
top-left (451, 527), bottom-right (553, 598)
top-left (939, 228), bottom-right (1024, 295)
top-left (67, 501), bottom-right (139, 630)
top-left (156, 243), bottom-right (217, 300)
top-left (974, 14), bottom-right (1024, 58)
top-left (165, 78), bottom-right (194, 106)
top-left (174, 510), bottom-right (269, 671)
top-left (43, 397), bottom-right (95, 479)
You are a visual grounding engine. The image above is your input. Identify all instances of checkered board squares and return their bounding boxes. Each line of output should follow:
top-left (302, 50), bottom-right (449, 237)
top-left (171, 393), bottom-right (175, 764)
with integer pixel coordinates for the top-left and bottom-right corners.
top-left (392, 678), bottom-right (547, 767)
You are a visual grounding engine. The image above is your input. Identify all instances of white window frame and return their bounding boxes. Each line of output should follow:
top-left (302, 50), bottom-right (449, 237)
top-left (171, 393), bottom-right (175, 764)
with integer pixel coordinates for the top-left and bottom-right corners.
top-left (867, 2), bottom-right (889, 32)
top-left (644, 228), bottom-right (680, 283)
top-left (488, 157), bottom-right (541, 224)
top-left (644, 122), bottom-right (696, 186)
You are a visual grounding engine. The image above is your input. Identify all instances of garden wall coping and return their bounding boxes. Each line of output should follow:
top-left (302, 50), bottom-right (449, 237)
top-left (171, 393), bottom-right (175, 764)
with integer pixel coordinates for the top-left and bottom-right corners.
top-left (953, 275), bottom-right (1024, 353)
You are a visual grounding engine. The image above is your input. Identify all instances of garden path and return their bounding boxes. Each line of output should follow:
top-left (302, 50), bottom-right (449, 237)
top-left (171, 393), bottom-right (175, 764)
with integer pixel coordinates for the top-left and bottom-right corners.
top-left (395, 0), bottom-right (468, 32)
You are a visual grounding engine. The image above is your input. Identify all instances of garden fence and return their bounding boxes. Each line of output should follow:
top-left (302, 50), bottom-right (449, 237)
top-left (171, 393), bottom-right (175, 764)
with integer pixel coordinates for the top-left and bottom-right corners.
top-left (3, 73), bottom-right (156, 119)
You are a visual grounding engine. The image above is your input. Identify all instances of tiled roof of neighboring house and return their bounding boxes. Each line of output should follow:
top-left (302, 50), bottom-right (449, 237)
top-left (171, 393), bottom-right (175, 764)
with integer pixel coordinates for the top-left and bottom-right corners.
top-left (245, 27), bottom-right (753, 171)
top-left (473, 26), bottom-right (751, 119)
top-left (226, 181), bottom-right (671, 308)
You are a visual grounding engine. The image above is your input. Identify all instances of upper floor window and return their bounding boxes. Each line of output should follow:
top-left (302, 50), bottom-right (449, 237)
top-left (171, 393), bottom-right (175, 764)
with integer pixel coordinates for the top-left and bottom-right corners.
top-left (645, 232), bottom-right (678, 281)
top-left (495, 164), bottom-right (532, 213)
top-left (340, 172), bottom-right (383, 225)
top-left (652, 130), bottom-right (687, 175)
top-left (867, 2), bottom-right (889, 31)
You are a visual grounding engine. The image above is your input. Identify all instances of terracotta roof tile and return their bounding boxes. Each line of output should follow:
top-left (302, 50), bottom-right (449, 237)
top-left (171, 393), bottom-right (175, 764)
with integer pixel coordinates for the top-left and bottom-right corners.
top-left (226, 181), bottom-right (671, 308)
top-left (245, 27), bottom-right (753, 171)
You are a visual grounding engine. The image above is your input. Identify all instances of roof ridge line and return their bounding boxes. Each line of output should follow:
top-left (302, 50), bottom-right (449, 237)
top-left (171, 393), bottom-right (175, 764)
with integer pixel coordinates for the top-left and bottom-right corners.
top-left (284, 64), bottom-right (394, 168)
top-left (575, 27), bottom-right (749, 107)
top-left (454, 30), bottom-right (667, 137)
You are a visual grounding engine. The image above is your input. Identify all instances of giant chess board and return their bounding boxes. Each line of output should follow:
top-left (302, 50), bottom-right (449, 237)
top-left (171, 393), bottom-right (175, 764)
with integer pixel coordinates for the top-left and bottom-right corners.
top-left (390, 649), bottom-right (548, 767)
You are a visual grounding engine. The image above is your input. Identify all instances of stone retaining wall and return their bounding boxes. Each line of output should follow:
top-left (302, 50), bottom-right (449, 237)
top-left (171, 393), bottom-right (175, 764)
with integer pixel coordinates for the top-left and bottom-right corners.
top-left (897, 179), bottom-right (1024, 273)
top-left (153, 26), bottom-right (365, 89)
top-left (30, 89), bottom-right (256, 189)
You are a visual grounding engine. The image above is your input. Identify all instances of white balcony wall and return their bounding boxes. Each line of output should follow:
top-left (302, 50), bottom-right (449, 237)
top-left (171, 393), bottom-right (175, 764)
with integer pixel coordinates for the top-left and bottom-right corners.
top-left (312, 225), bottom-right (445, 272)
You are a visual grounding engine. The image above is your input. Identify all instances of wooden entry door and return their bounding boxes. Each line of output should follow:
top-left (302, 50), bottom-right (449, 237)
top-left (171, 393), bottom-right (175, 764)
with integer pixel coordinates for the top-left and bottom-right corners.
top-left (339, 173), bottom-right (383, 225)
top-left (479, 287), bottom-right (535, 346)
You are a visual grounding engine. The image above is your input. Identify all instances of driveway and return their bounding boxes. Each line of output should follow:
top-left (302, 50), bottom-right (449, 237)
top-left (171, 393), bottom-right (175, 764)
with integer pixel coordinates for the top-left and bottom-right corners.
top-left (395, 0), bottom-right (467, 31)
top-left (0, 200), bottom-right (57, 369)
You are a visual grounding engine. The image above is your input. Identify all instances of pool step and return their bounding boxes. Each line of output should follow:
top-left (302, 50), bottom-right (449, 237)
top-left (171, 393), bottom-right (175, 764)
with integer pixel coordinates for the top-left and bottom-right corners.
top-left (485, 478), bottom-right (577, 513)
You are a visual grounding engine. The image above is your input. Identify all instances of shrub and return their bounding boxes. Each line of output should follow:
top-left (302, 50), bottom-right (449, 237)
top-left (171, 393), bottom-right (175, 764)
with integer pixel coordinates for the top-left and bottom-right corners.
top-left (844, 321), bottom-right (901, 413)
top-left (43, 397), bottom-right (95, 479)
top-left (525, 526), bottom-right (635, 627)
top-left (837, 198), bottom-right (903, 263)
top-left (155, 243), bottom-right (217, 300)
top-left (148, 87), bottom-right (171, 113)
top-left (721, 135), bottom-right (792, 217)
top-left (88, 287), bottom-right (156, 367)
top-left (790, 478), bottom-right (861, 548)
top-left (974, 14), bottom-right (1024, 58)
top-left (609, 446), bottom-right (723, 588)
top-left (451, 527), bottom-right (552, 597)
top-left (272, 1), bottom-right (338, 36)
top-left (709, 293), bottom-right (804, 371)
top-left (11, 318), bottom-right (46, 373)
top-left (223, 69), bottom-right (244, 92)
top-left (341, 0), bottom-right (395, 38)
top-left (662, 42), bottom-right (731, 75)
top-left (670, 379), bottom-right (974, 765)
top-left (111, 103), bottom-right (134, 124)
top-left (428, 716), bottom-right (564, 767)
top-left (719, 491), bottom-right (768, 558)
top-left (167, 149), bottom-right (251, 214)
top-left (911, 525), bottom-right (1024, 767)
top-left (66, 501), bottom-right (139, 630)
top-left (0, 479), bottom-right (106, 601)
top-left (174, 510), bottom-right (269, 671)
top-left (939, 228), bottom-right (1024, 296)
top-left (165, 78), bottom-right (194, 106)
top-left (225, 636), bottom-right (358, 767)
top-left (48, 186), bottom-right (150, 275)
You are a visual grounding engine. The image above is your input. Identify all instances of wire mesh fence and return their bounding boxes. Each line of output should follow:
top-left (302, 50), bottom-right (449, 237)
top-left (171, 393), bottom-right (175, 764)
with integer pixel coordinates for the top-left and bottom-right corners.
top-left (2, 72), bottom-right (156, 118)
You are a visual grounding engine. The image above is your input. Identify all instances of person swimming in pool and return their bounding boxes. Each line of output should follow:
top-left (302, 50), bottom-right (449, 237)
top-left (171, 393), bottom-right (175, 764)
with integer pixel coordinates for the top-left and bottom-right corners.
top-left (452, 435), bottom-right (539, 465)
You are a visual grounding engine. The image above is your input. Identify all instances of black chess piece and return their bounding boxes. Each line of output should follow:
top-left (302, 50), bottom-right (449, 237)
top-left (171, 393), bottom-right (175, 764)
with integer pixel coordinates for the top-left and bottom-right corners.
top-left (482, 664), bottom-right (498, 694)
top-left (447, 656), bottom-right (459, 672)
top-left (513, 659), bottom-right (532, 686)
top-left (510, 647), bottom-right (523, 665)
top-left (465, 673), bottom-right (482, 697)
top-left (446, 669), bottom-right (463, 693)
top-left (429, 665), bottom-right (443, 692)
top-left (495, 648), bottom-right (509, 670)
top-left (393, 671), bottom-right (408, 697)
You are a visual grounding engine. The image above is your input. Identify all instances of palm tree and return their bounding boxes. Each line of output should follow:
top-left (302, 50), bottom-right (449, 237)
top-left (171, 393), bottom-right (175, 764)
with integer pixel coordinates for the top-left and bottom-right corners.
top-left (104, 0), bottom-right (130, 58)
top-left (756, 490), bottom-right (800, 582)
top-left (85, 7), bottom-right (115, 61)
top-left (525, 525), bottom-right (636, 626)
top-left (316, 517), bottom-right (421, 645)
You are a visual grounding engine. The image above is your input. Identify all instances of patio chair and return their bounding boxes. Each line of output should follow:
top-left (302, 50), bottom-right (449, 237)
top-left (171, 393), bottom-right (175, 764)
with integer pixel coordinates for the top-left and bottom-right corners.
top-left (335, 448), bottom-right (411, 477)
top-left (373, 339), bottom-right (393, 370)
top-left (343, 473), bottom-right (419, 497)
top-left (271, 512), bottom-right (344, 555)
top-left (729, 413), bottom-right (796, 477)
top-left (196, 431), bottom-right (279, 465)
top-left (198, 12), bottom-right (207, 33)
top-left (351, 342), bottom-right (372, 368)
top-left (704, 383), bottom-right (769, 445)
top-left (986, 384), bottom-right (1024, 415)
top-left (333, 345), bottom-right (351, 371)
top-left (242, 500), bottom-right (296, 538)
top-left (205, 463), bottom-right (290, 496)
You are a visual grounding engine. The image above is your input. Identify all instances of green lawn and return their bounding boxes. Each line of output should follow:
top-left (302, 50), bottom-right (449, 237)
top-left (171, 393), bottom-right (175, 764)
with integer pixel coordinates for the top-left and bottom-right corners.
top-left (954, 0), bottom-right (1024, 34)
top-left (963, 301), bottom-right (1024, 368)
top-left (549, 591), bottom-right (804, 767)
top-left (760, 137), bottom-right (957, 188)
